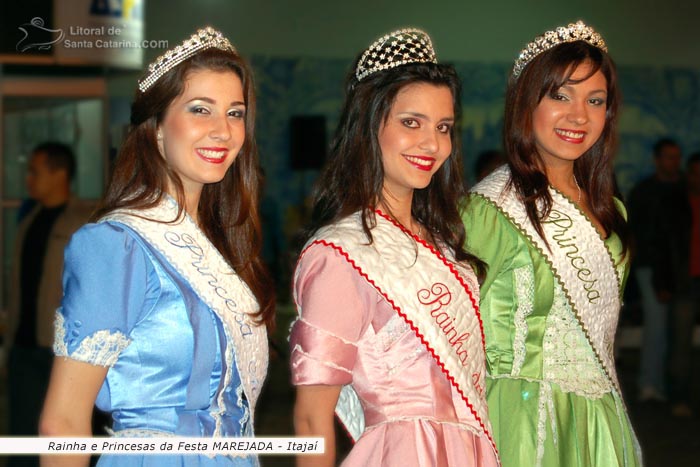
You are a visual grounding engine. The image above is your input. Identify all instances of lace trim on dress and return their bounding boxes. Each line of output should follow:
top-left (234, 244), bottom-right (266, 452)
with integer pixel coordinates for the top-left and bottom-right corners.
top-left (291, 345), bottom-right (354, 375)
top-left (542, 283), bottom-right (612, 399)
top-left (471, 166), bottom-right (623, 392)
top-left (107, 428), bottom-right (176, 437)
top-left (53, 310), bottom-right (68, 357)
top-left (375, 313), bottom-right (424, 375)
top-left (379, 313), bottom-right (411, 351)
top-left (365, 415), bottom-right (485, 435)
top-left (236, 384), bottom-right (252, 436)
top-left (386, 347), bottom-right (423, 376)
top-left (512, 265), bottom-right (535, 377)
top-left (103, 198), bottom-right (267, 435)
top-left (535, 382), bottom-right (556, 467)
top-left (53, 311), bottom-right (131, 367)
top-left (295, 316), bottom-right (359, 345)
top-left (546, 384), bottom-right (557, 446)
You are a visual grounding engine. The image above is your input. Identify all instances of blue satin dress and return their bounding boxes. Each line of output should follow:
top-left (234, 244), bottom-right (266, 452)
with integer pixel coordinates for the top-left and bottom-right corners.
top-left (54, 222), bottom-right (256, 466)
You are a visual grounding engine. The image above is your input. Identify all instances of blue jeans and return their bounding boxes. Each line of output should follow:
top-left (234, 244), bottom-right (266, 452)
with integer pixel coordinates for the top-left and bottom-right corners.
top-left (636, 267), bottom-right (668, 395)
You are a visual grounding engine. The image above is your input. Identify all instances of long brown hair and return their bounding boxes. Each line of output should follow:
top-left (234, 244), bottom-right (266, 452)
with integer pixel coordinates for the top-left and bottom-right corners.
top-left (307, 61), bottom-right (485, 274)
top-left (503, 41), bottom-right (628, 253)
top-left (93, 47), bottom-right (274, 328)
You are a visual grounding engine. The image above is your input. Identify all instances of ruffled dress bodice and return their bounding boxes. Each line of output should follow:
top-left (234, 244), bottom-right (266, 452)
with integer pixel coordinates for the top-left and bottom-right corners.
top-left (290, 244), bottom-right (498, 466)
top-left (55, 222), bottom-right (254, 466)
top-left (463, 194), bottom-right (642, 467)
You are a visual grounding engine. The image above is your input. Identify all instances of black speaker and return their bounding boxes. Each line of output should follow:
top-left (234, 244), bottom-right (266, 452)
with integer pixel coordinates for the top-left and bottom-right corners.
top-left (290, 115), bottom-right (327, 170)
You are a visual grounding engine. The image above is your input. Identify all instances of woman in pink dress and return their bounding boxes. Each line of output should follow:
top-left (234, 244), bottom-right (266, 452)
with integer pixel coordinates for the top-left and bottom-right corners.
top-left (289, 28), bottom-right (500, 467)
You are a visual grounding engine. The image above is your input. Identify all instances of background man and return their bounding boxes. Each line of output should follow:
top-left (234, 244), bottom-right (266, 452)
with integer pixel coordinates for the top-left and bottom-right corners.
top-left (5, 142), bottom-right (91, 466)
top-left (628, 138), bottom-right (691, 403)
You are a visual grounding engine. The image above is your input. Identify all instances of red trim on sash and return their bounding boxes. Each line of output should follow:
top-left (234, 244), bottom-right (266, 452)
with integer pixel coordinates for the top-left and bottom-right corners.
top-left (295, 235), bottom-right (497, 453)
top-left (375, 209), bottom-right (488, 356)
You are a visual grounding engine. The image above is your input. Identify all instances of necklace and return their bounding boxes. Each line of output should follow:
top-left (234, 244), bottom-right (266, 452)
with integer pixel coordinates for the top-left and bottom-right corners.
top-left (573, 175), bottom-right (581, 203)
top-left (409, 219), bottom-right (422, 238)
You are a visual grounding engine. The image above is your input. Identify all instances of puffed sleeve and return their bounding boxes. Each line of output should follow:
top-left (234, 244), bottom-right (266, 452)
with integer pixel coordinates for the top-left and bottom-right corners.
top-left (53, 222), bottom-right (154, 367)
top-left (462, 194), bottom-right (521, 296)
top-left (462, 194), bottom-right (530, 374)
top-left (289, 244), bottom-right (374, 386)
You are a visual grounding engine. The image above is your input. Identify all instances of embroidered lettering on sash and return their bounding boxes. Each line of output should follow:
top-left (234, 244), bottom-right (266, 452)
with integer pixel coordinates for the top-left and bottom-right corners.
top-left (101, 198), bottom-right (267, 431)
top-left (300, 211), bottom-right (495, 453)
top-left (472, 371), bottom-right (484, 396)
top-left (472, 165), bottom-right (623, 393)
top-left (164, 231), bottom-right (252, 337)
top-left (543, 210), bottom-right (601, 303)
top-left (417, 283), bottom-right (470, 366)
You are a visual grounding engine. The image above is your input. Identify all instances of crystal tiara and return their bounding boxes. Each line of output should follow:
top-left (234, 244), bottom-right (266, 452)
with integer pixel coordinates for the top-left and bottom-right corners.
top-left (512, 21), bottom-right (607, 78)
top-left (355, 28), bottom-right (437, 82)
top-left (138, 27), bottom-right (236, 93)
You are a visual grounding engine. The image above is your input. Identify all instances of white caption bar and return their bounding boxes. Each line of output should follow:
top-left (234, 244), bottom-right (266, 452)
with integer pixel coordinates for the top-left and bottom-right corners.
top-left (0, 437), bottom-right (324, 455)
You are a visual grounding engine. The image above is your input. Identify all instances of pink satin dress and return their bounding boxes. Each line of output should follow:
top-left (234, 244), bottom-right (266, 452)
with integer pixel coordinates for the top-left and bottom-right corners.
top-left (290, 245), bottom-right (499, 466)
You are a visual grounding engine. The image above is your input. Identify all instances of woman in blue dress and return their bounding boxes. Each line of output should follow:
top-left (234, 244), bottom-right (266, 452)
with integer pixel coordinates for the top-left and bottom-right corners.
top-left (39, 27), bottom-right (273, 467)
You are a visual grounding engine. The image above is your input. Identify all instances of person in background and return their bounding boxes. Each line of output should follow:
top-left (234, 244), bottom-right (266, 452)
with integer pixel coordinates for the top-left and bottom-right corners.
top-left (628, 138), bottom-right (691, 403)
top-left (291, 28), bottom-right (499, 466)
top-left (5, 142), bottom-right (91, 467)
top-left (668, 151), bottom-right (700, 417)
top-left (40, 27), bottom-right (273, 467)
top-left (463, 21), bottom-right (642, 466)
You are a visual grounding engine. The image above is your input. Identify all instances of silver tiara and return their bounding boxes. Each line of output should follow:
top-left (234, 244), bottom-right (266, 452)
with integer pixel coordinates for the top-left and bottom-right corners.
top-left (512, 21), bottom-right (607, 78)
top-left (138, 27), bottom-right (236, 93)
top-left (355, 28), bottom-right (437, 81)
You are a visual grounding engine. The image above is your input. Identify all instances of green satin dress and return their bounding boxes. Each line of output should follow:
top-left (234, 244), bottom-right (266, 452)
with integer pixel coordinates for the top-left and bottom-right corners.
top-left (463, 194), bottom-right (642, 467)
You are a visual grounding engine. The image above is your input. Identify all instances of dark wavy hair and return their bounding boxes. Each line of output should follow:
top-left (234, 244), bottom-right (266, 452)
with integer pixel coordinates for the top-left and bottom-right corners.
top-left (32, 142), bottom-right (76, 180)
top-left (92, 47), bottom-right (274, 328)
top-left (503, 41), bottom-right (628, 253)
top-left (306, 60), bottom-right (485, 273)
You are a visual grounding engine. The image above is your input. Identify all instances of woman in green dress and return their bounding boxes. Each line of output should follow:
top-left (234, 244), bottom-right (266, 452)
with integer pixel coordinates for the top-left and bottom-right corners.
top-left (462, 21), bottom-right (642, 466)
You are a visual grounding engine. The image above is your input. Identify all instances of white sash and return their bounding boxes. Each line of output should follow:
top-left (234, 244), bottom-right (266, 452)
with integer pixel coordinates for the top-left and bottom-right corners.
top-left (298, 211), bottom-right (495, 451)
top-left (472, 166), bottom-right (623, 391)
top-left (102, 198), bottom-right (268, 426)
